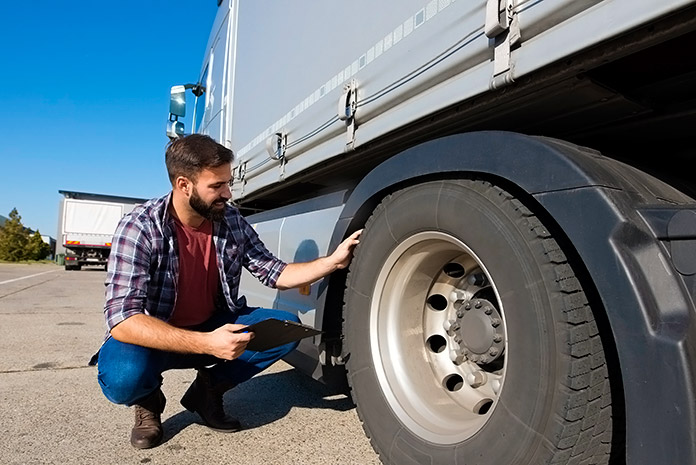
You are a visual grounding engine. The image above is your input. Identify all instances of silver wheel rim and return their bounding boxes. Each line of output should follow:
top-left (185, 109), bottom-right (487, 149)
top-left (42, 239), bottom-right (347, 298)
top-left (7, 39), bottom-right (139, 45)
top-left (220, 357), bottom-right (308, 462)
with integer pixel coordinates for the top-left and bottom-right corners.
top-left (370, 231), bottom-right (507, 444)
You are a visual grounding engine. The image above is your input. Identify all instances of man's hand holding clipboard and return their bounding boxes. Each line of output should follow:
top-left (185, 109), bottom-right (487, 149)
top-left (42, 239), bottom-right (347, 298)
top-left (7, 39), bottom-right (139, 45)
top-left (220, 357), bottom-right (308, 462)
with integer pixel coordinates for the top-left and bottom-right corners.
top-left (233, 318), bottom-right (322, 352)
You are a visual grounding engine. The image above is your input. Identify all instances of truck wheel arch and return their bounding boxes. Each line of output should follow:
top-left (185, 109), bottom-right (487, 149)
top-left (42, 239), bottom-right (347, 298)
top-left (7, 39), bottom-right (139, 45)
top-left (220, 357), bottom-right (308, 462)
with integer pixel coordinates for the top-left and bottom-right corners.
top-left (323, 130), bottom-right (696, 463)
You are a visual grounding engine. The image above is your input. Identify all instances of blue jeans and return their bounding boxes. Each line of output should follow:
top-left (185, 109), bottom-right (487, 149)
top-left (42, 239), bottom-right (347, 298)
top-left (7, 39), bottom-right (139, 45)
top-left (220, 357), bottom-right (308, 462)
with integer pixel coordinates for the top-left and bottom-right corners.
top-left (97, 307), bottom-right (300, 406)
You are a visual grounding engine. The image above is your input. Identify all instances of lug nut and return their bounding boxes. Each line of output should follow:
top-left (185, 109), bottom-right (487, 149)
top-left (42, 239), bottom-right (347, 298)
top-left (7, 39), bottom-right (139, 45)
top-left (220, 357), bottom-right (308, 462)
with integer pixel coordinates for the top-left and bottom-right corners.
top-left (450, 350), bottom-right (466, 365)
top-left (493, 333), bottom-right (503, 343)
top-left (467, 371), bottom-right (487, 388)
top-left (491, 318), bottom-right (501, 327)
top-left (489, 348), bottom-right (499, 357)
top-left (468, 273), bottom-right (488, 287)
top-left (474, 300), bottom-right (482, 309)
top-left (484, 306), bottom-right (493, 315)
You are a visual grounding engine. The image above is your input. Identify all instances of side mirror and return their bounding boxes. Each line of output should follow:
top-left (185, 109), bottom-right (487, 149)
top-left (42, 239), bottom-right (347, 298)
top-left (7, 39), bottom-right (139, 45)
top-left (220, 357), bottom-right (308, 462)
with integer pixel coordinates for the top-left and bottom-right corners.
top-left (166, 83), bottom-right (206, 139)
top-left (169, 85), bottom-right (187, 117)
top-left (166, 120), bottom-right (185, 139)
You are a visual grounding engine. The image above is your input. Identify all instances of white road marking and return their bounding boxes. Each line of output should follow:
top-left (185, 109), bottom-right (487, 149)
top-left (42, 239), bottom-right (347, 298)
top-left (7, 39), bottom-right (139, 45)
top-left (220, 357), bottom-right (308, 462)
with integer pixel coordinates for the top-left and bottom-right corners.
top-left (0, 269), bottom-right (59, 285)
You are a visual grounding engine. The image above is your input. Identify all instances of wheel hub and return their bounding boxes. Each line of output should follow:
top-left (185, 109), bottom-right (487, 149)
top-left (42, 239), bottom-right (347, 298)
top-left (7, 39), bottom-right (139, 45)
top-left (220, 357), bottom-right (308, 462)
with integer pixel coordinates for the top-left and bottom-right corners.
top-left (446, 298), bottom-right (505, 364)
top-left (369, 231), bottom-right (507, 443)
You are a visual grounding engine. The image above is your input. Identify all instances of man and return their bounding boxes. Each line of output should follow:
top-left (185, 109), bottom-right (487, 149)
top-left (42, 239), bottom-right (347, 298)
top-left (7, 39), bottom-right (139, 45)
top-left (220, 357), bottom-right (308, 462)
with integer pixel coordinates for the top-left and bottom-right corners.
top-left (96, 134), bottom-right (362, 449)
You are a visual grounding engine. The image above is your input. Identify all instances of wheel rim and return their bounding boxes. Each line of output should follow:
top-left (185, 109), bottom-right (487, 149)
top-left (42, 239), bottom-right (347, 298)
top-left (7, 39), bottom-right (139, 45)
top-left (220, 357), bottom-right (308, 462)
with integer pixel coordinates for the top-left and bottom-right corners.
top-left (370, 231), bottom-right (507, 444)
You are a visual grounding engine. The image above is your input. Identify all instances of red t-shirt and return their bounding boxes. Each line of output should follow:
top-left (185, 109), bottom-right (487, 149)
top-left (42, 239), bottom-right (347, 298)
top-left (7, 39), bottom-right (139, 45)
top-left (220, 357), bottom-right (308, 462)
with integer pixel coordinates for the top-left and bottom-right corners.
top-left (169, 218), bottom-right (219, 327)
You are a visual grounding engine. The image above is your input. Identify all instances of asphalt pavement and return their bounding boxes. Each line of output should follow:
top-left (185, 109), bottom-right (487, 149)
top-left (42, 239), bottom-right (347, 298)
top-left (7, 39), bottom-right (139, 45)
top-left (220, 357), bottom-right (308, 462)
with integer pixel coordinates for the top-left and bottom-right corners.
top-left (0, 263), bottom-right (381, 465)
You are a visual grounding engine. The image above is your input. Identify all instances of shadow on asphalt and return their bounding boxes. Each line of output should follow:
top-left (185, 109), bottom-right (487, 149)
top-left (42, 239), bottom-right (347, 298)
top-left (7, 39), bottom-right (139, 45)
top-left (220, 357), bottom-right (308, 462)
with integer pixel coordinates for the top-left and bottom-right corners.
top-left (65, 268), bottom-right (106, 273)
top-left (160, 367), bottom-right (355, 444)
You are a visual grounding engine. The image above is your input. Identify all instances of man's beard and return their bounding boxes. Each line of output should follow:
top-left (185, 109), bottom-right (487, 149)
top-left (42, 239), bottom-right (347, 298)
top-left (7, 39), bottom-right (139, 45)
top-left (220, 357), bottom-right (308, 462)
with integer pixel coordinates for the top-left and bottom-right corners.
top-left (189, 187), bottom-right (227, 221)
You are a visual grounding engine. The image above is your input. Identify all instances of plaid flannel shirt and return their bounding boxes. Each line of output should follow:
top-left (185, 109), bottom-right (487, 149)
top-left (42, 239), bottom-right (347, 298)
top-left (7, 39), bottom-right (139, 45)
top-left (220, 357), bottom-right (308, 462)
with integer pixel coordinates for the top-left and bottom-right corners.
top-left (102, 193), bottom-right (287, 342)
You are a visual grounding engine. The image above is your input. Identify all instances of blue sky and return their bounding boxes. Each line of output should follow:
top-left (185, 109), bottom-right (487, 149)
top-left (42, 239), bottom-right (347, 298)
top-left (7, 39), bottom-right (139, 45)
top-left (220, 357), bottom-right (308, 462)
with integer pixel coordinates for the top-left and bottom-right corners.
top-left (0, 1), bottom-right (218, 238)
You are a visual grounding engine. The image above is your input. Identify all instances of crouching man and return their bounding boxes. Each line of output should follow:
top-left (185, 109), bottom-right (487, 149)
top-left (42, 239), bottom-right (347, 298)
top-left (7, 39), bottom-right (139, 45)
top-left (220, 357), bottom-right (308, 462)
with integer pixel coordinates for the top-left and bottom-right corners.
top-left (95, 134), bottom-right (361, 448)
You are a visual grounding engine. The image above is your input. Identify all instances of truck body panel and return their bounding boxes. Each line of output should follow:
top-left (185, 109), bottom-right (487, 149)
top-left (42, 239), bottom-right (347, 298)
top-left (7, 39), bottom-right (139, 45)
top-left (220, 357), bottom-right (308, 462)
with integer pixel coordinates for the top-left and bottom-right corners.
top-left (62, 199), bottom-right (124, 247)
top-left (218, 0), bottom-right (696, 201)
top-left (241, 201), bottom-right (344, 328)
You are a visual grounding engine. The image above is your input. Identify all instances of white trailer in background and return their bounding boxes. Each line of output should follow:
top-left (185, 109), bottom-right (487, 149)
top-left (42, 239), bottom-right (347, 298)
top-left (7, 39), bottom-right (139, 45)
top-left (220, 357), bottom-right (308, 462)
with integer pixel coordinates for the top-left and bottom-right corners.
top-left (167, 1), bottom-right (696, 463)
top-left (57, 191), bottom-right (146, 270)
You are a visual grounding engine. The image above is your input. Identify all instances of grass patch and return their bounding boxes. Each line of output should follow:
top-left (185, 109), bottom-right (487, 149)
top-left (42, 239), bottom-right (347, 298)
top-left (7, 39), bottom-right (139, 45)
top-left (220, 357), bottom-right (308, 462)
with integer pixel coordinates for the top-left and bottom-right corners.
top-left (0, 259), bottom-right (58, 265)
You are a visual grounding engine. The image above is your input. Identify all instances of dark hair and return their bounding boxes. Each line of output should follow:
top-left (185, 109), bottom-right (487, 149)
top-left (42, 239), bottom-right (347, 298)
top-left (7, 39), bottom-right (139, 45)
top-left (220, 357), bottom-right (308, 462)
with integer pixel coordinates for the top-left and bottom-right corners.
top-left (165, 134), bottom-right (234, 184)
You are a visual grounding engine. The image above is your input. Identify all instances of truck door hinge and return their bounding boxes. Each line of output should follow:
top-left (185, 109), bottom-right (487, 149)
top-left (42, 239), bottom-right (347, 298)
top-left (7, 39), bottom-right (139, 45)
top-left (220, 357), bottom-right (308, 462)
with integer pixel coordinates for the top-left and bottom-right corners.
top-left (337, 79), bottom-right (358, 149)
top-left (485, 0), bottom-right (520, 90)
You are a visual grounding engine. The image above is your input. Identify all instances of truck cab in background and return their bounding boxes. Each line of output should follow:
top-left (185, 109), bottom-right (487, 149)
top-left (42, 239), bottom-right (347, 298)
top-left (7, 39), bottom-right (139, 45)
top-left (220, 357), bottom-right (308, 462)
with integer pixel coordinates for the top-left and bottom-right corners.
top-left (168, 1), bottom-right (696, 464)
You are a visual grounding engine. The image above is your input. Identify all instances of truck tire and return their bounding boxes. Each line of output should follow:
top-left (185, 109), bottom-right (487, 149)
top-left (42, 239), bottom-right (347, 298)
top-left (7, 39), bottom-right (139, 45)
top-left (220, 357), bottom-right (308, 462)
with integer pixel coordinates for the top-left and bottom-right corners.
top-left (343, 179), bottom-right (615, 464)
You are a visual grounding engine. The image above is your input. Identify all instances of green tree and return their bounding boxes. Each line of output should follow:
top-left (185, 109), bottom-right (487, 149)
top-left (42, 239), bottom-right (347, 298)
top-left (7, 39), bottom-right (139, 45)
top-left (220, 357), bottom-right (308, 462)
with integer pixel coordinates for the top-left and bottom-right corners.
top-left (25, 230), bottom-right (51, 260)
top-left (0, 208), bottom-right (30, 261)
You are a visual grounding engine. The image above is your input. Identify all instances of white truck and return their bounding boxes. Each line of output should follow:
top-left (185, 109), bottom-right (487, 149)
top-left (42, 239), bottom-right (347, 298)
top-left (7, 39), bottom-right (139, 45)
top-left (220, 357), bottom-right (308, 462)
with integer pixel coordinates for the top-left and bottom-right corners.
top-left (167, 1), bottom-right (696, 463)
top-left (58, 192), bottom-right (144, 270)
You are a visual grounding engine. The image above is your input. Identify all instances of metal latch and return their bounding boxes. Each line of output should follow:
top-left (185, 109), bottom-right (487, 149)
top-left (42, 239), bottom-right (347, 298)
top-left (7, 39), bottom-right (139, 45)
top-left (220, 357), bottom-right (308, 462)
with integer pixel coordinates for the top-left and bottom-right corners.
top-left (233, 161), bottom-right (248, 197)
top-left (485, 0), bottom-right (510, 37)
top-left (235, 161), bottom-right (247, 183)
top-left (265, 132), bottom-right (286, 161)
top-left (337, 79), bottom-right (358, 147)
top-left (485, 0), bottom-right (520, 89)
top-left (265, 132), bottom-right (288, 181)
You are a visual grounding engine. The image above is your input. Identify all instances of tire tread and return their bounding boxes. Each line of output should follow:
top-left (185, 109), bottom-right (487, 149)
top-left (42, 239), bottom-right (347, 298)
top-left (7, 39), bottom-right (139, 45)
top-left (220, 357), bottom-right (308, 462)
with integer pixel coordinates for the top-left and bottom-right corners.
top-left (343, 179), bottom-right (614, 465)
